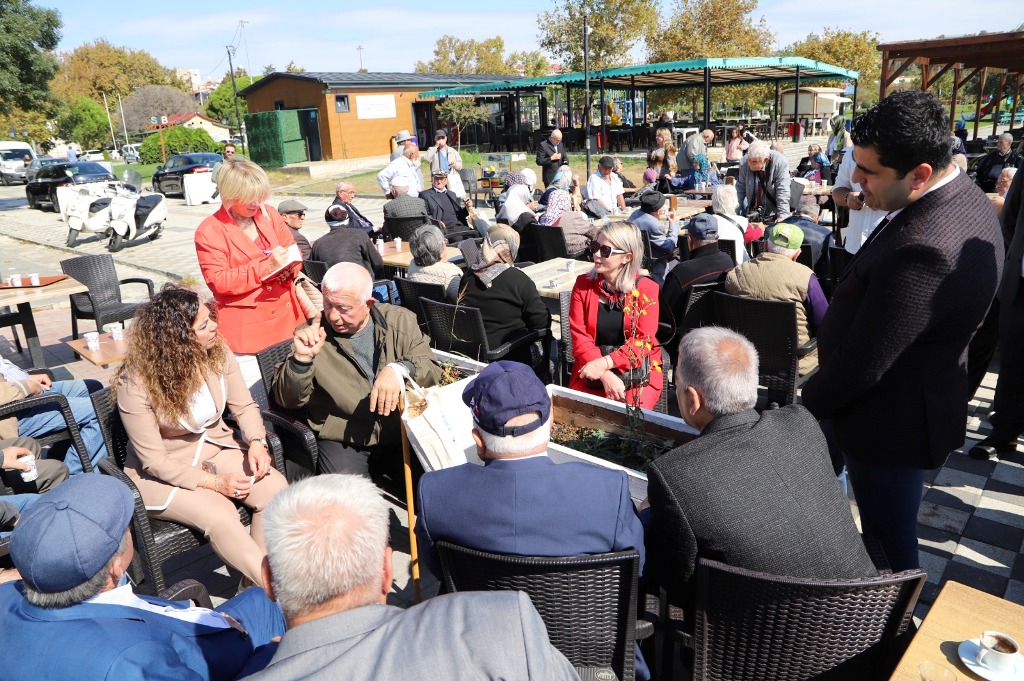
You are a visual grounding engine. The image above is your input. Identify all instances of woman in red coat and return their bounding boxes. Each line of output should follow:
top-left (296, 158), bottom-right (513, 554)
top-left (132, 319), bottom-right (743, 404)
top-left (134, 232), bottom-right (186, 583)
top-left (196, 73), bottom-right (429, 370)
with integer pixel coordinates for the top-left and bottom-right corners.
top-left (195, 158), bottom-right (307, 392)
top-left (569, 221), bottom-right (664, 410)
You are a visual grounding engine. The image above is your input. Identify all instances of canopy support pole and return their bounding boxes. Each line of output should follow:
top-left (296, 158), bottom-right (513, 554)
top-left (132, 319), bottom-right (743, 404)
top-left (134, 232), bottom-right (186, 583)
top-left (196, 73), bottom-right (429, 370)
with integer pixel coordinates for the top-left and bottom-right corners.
top-left (600, 77), bottom-right (607, 152)
top-left (702, 67), bottom-right (711, 132)
top-left (793, 66), bottom-right (801, 143)
top-left (1010, 73), bottom-right (1021, 131)
top-left (973, 68), bottom-right (988, 141)
top-left (950, 67), bottom-right (963, 134)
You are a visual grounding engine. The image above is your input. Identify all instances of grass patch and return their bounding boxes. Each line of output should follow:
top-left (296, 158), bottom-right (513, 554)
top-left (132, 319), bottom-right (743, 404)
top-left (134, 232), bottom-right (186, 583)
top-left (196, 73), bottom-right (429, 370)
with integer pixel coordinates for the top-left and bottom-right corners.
top-left (111, 162), bottom-right (161, 182)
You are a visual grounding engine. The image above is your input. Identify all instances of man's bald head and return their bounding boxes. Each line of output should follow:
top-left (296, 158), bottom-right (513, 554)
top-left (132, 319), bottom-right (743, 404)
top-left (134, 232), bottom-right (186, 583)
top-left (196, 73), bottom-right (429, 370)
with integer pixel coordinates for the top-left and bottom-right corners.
top-left (677, 327), bottom-right (759, 418)
top-left (322, 262), bottom-right (372, 299)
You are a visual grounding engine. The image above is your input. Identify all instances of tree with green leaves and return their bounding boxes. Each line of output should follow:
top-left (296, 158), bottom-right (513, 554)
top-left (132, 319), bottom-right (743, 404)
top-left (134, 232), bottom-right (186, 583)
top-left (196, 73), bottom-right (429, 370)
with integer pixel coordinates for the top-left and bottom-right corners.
top-left (508, 50), bottom-right (551, 78)
top-left (205, 71), bottom-right (259, 133)
top-left (436, 98), bottom-right (490, 150)
top-left (120, 85), bottom-right (197, 134)
top-left (0, 0), bottom-right (62, 116)
top-left (538, 0), bottom-right (658, 72)
top-left (51, 39), bottom-right (185, 103)
top-left (0, 106), bottom-right (55, 152)
top-left (139, 126), bottom-right (218, 164)
top-left (781, 28), bottom-right (880, 108)
top-left (56, 97), bottom-right (110, 149)
top-left (415, 35), bottom-right (516, 75)
top-left (285, 61), bottom-right (306, 73)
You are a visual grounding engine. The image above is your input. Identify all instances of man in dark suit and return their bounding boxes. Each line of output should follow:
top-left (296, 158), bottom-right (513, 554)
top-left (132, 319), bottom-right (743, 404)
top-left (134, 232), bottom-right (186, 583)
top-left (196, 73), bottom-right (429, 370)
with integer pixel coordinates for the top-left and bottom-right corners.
top-left (250, 474), bottom-right (578, 680)
top-left (382, 176), bottom-right (428, 220)
top-left (801, 90), bottom-right (1003, 571)
top-left (421, 169), bottom-right (471, 230)
top-left (0, 474), bottom-right (285, 680)
top-left (971, 160), bottom-right (1024, 459)
top-left (324, 181), bottom-right (377, 235)
top-left (536, 128), bottom-right (568, 188)
top-left (645, 327), bottom-right (876, 609)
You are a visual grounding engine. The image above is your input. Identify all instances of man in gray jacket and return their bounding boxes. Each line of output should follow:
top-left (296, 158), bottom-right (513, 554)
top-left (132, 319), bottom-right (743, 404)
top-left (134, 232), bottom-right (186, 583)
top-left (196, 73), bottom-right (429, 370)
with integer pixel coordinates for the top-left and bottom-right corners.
top-left (246, 474), bottom-right (579, 681)
top-left (734, 140), bottom-right (791, 221)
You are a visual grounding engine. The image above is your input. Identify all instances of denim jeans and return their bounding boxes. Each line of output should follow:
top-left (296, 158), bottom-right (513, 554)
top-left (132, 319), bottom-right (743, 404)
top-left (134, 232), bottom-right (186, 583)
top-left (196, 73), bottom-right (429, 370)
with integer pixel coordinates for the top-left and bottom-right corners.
top-left (844, 456), bottom-right (926, 572)
top-left (16, 379), bottom-right (107, 475)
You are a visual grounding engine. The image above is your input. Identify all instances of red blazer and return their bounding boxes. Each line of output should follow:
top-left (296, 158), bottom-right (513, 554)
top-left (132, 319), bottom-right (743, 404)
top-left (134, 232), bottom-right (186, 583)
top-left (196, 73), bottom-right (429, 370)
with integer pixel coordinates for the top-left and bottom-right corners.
top-left (194, 205), bottom-right (304, 354)
top-left (568, 273), bottom-right (664, 409)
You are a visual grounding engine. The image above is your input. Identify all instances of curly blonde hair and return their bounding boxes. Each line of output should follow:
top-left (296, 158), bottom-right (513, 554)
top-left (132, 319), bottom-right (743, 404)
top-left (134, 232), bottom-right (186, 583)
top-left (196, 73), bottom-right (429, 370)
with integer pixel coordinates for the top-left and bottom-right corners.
top-left (115, 285), bottom-right (226, 424)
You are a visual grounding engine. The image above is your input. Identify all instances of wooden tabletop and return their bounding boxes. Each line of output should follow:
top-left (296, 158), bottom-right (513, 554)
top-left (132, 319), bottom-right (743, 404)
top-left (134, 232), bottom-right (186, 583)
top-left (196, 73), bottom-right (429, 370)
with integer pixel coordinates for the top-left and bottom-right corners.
top-left (671, 199), bottom-right (713, 220)
top-left (379, 241), bottom-right (462, 269)
top-left (520, 258), bottom-right (594, 300)
top-left (0, 276), bottom-right (88, 307)
top-left (65, 331), bottom-right (129, 368)
top-left (802, 183), bottom-right (833, 197)
top-left (681, 188), bottom-right (714, 198)
top-left (889, 581), bottom-right (1024, 679)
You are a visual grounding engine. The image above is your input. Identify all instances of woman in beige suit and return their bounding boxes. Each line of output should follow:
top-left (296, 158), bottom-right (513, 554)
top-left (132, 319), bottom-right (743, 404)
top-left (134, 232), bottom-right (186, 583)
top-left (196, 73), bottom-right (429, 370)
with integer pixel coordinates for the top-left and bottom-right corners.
top-left (115, 286), bottom-right (287, 586)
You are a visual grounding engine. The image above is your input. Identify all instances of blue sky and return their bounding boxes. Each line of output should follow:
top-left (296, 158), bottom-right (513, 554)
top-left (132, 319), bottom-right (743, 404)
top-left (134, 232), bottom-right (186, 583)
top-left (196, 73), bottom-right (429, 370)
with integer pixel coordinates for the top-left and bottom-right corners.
top-left (50, 0), bottom-right (1022, 83)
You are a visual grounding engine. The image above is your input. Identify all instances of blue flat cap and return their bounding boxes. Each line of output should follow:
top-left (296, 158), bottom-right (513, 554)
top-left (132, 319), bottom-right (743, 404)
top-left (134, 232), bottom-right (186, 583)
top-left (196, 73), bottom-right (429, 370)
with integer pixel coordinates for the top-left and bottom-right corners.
top-left (11, 474), bottom-right (134, 593)
top-left (462, 361), bottom-right (550, 437)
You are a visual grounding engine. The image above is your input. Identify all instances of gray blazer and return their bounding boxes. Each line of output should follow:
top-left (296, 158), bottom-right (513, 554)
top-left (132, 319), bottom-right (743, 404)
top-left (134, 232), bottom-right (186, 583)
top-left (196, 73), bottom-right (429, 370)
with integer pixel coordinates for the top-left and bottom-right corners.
top-left (243, 591), bottom-right (580, 681)
top-left (734, 150), bottom-right (791, 217)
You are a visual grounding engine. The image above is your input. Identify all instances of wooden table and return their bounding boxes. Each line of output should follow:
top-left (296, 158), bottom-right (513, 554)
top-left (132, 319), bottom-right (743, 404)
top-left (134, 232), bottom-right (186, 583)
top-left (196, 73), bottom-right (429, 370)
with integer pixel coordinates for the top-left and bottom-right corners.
top-left (802, 183), bottom-right (833, 197)
top-left (0, 276), bottom-right (88, 367)
top-left (889, 581), bottom-right (1024, 680)
top-left (673, 199), bottom-right (713, 220)
top-left (65, 331), bottom-right (129, 368)
top-left (681, 188), bottom-right (714, 199)
top-left (379, 241), bottom-right (462, 271)
top-left (520, 258), bottom-right (594, 301)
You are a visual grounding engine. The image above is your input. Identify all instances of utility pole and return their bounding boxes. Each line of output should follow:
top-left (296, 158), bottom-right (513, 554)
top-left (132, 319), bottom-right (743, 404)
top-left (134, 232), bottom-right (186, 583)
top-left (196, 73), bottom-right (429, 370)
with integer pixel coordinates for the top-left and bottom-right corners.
top-left (101, 93), bottom-right (118, 154)
top-left (117, 93), bottom-right (130, 147)
top-left (357, 45), bottom-right (365, 71)
top-left (226, 45), bottom-right (246, 154)
top-left (583, 12), bottom-right (591, 177)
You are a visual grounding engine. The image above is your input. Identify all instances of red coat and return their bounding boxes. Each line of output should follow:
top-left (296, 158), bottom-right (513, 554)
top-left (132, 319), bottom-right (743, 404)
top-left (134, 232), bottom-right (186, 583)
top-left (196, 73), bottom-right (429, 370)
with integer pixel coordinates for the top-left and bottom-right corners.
top-left (568, 273), bottom-right (664, 410)
top-left (194, 205), bottom-right (304, 354)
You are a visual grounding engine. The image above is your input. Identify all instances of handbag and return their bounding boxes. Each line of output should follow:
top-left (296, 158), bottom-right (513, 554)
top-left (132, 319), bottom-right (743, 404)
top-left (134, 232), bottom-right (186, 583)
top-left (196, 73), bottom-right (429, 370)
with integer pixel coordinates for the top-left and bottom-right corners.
top-left (392, 364), bottom-right (468, 472)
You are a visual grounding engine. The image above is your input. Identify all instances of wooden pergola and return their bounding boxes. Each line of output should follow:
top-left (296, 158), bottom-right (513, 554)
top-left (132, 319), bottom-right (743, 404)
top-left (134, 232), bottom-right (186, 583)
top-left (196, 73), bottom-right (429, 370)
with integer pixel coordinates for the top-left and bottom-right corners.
top-left (878, 30), bottom-right (1024, 139)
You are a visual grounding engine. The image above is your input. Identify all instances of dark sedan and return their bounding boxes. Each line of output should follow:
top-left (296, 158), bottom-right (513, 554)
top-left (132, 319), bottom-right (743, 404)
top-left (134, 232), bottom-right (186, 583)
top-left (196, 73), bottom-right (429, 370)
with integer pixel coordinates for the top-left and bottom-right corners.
top-left (152, 152), bottom-right (221, 196)
top-left (25, 161), bottom-right (116, 212)
top-left (25, 156), bottom-right (65, 182)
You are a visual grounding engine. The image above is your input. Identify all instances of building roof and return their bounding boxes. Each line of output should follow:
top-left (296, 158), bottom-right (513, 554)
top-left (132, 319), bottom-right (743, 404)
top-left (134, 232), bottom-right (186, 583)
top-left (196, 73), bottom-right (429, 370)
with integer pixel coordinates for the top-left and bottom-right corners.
top-left (238, 71), bottom-right (523, 97)
top-left (146, 112), bottom-right (229, 131)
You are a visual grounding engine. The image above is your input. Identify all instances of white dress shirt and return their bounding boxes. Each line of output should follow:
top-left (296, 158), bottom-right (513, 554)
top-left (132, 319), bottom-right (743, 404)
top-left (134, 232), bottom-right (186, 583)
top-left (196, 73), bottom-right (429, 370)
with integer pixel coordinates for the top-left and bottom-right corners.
top-left (585, 171), bottom-right (623, 211)
top-left (377, 155), bottom-right (423, 197)
top-left (834, 150), bottom-right (888, 254)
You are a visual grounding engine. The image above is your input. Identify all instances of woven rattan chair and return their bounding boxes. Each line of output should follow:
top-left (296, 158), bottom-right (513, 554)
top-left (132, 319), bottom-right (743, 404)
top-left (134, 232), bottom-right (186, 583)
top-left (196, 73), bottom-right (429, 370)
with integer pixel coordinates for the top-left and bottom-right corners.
top-left (301, 259), bottom-right (328, 284)
top-left (675, 235), bottom-right (736, 264)
top-left (90, 387), bottom-right (284, 595)
top-left (712, 291), bottom-right (816, 408)
top-left (383, 215), bottom-right (429, 242)
top-left (255, 339), bottom-right (320, 481)
top-left (393, 276), bottom-right (446, 331)
top-left (672, 557), bottom-right (926, 681)
top-left (59, 254), bottom-right (154, 341)
top-left (436, 541), bottom-right (641, 681)
top-left (525, 223), bottom-right (587, 262)
top-left (421, 298), bottom-right (549, 367)
top-left (0, 369), bottom-right (92, 474)
top-left (0, 307), bottom-right (23, 353)
top-left (159, 579), bottom-right (214, 609)
top-left (797, 243), bottom-right (814, 269)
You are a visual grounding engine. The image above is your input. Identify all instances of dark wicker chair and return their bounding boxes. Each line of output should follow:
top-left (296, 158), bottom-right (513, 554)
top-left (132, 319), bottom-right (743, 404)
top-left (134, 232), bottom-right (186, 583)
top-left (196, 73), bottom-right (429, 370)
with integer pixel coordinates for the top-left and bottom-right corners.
top-left (0, 369), bottom-right (92, 474)
top-left (158, 578), bottom-right (214, 609)
top-left (797, 243), bottom-right (814, 269)
top-left (0, 307), bottom-right (23, 353)
top-left (373, 278), bottom-right (398, 305)
top-left (458, 238), bottom-right (483, 267)
top-left (421, 298), bottom-right (549, 367)
top-left (675, 235), bottom-right (736, 264)
top-left (673, 557), bottom-right (926, 681)
top-left (436, 541), bottom-right (642, 681)
top-left (383, 215), bottom-right (430, 242)
top-left (712, 291), bottom-right (816, 408)
top-left (59, 254), bottom-right (154, 341)
top-left (717, 238), bottom-right (738, 265)
top-left (393, 276), bottom-right (446, 331)
top-left (524, 223), bottom-right (586, 262)
top-left (301, 259), bottom-right (328, 284)
top-left (89, 387), bottom-right (285, 595)
top-left (255, 339), bottom-right (320, 481)
top-left (790, 179), bottom-right (805, 210)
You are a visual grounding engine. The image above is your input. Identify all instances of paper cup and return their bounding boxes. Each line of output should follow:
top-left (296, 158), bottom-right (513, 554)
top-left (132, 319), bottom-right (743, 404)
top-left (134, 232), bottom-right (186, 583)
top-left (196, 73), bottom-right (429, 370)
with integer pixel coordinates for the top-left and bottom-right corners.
top-left (28, 273), bottom-right (40, 286)
top-left (394, 237), bottom-right (402, 249)
top-left (109, 322), bottom-right (124, 340)
top-left (84, 331), bottom-right (100, 350)
top-left (20, 455), bottom-right (38, 483)
top-left (8, 274), bottom-right (22, 287)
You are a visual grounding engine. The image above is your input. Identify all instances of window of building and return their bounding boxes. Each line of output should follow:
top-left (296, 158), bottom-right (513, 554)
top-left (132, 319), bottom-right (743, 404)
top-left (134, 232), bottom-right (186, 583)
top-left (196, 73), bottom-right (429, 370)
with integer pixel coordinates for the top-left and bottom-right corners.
top-left (334, 94), bottom-right (350, 113)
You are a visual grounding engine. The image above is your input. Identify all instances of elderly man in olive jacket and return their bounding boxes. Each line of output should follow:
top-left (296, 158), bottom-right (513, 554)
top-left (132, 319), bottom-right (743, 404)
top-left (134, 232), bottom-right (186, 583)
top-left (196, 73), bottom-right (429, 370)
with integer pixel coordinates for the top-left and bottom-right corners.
top-left (272, 262), bottom-right (441, 478)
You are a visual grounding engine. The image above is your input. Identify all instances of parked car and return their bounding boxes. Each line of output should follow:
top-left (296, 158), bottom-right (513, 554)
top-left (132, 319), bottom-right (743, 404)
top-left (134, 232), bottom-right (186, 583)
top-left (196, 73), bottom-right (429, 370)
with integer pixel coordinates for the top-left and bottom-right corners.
top-left (25, 156), bottom-right (64, 182)
top-left (83, 149), bottom-right (105, 162)
top-left (25, 161), bottom-right (116, 212)
top-left (0, 144), bottom-right (34, 185)
top-left (151, 152), bottom-right (221, 196)
top-left (122, 144), bottom-right (140, 164)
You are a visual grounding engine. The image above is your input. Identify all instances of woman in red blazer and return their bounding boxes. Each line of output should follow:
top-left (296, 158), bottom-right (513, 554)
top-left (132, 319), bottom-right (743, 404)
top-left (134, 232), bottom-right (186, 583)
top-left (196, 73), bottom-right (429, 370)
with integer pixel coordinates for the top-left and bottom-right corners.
top-left (569, 221), bottom-right (663, 410)
top-left (195, 159), bottom-right (306, 389)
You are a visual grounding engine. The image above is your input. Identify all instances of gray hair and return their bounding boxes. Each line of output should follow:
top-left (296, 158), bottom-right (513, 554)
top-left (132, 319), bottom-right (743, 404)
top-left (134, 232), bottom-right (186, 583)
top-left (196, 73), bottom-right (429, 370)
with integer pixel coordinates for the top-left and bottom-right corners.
top-left (711, 184), bottom-right (740, 216)
top-left (479, 413), bottom-right (552, 456)
top-left (999, 133), bottom-right (1014, 144)
top-left (390, 176), bottom-right (410, 195)
top-left (264, 475), bottom-right (391, 620)
top-left (24, 532), bottom-right (130, 609)
top-left (796, 197), bottom-right (820, 219)
top-left (336, 180), bottom-right (354, 194)
top-left (747, 140), bottom-right (771, 161)
top-left (322, 262), bottom-right (373, 299)
top-left (1000, 167), bottom-right (1017, 180)
top-left (410, 224), bottom-right (445, 267)
top-left (402, 143), bottom-right (419, 159)
top-left (765, 239), bottom-right (800, 259)
top-left (677, 327), bottom-right (758, 416)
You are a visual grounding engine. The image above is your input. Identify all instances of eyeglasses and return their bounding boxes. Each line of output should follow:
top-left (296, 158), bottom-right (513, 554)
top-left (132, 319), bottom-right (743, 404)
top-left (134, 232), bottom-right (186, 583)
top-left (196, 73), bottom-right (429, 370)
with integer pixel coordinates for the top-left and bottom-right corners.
top-left (590, 242), bottom-right (628, 258)
top-left (224, 151), bottom-right (235, 156)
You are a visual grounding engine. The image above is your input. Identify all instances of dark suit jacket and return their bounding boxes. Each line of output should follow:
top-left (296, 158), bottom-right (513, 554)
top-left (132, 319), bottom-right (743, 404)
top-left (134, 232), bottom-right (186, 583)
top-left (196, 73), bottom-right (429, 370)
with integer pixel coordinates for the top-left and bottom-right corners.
top-left (324, 197), bottom-right (375, 234)
top-left (536, 138), bottom-right (568, 187)
top-left (382, 194), bottom-right (428, 220)
top-left (645, 407), bottom-right (877, 607)
top-left (421, 188), bottom-right (468, 228)
top-left (415, 455), bottom-right (645, 579)
top-left (801, 171), bottom-right (1004, 469)
top-left (999, 163), bottom-right (1024, 303)
top-left (659, 243), bottom-right (733, 330)
top-left (311, 228), bottom-right (383, 277)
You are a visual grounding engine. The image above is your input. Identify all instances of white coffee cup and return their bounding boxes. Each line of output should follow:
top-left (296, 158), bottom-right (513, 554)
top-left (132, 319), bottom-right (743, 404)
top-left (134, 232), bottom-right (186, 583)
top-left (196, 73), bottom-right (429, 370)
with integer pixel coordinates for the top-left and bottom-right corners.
top-left (976, 631), bottom-right (1020, 673)
top-left (566, 260), bottom-right (576, 272)
top-left (28, 273), bottom-right (40, 286)
top-left (109, 322), bottom-right (124, 340)
top-left (8, 274), bottom-right (22, 287)
top-left (375, 239), bottom-right (384, 252)
top-left (394, 237), bottom-right (402, 249)
top-left (20, 454), bottom-right (38, 483)
top-left (84, 331), bottom-right (100, 350)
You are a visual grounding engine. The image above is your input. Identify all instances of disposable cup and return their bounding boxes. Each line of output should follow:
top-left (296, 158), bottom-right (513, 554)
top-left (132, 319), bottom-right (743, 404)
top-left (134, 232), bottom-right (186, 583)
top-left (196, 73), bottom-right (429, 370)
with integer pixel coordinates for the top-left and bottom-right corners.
top-left (84, 331), bottom-right (100, 351)
top-left (28, 273), bottom-right (40, 286)
top-left (20, 454), bottom-right (38, 483)
top-left (8, 274), bottom-right (22, 287)
top-left (109, 322), bottom-right (124, 340)
top-left (394, 237), bottom-right (402, 249)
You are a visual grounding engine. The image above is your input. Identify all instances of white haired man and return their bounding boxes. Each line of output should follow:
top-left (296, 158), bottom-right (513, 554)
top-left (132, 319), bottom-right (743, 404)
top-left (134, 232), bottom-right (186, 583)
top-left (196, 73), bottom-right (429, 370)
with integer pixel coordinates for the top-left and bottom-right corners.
top-left (381, 176), bottom-right (428, 221)
top-left (677, 128), bottom-right (716, 171)
top-left (325, 181), bottom-right (376, 235)
top-left (272, 263), bottom-right (440, 478)
top-left (536, 128), bottom-right (568, 187)
top-left (734, 140), bottom-right (792, 222)
top-left (644, 327), bottom-right (876, 611)
top-left (377, 142), bottom-right (423, 198)
top-left (247, 474), bottom-right (580, 680)
top-left (975, 132), bottom-right (1020, 194)
top-left (990, 166), bottom-right (1017, 218)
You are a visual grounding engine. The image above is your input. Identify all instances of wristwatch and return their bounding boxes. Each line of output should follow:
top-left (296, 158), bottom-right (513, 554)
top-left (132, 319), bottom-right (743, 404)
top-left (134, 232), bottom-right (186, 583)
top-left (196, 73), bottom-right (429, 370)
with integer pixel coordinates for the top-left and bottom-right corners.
top-left (249, 437), bottom-right (266, 448)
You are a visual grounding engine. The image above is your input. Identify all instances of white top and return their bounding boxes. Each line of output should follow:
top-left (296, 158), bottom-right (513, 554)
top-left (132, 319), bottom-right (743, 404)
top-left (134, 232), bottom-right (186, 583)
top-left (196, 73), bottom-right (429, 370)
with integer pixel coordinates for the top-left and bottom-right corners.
top-left (585, 171), bottom-right (623, 211)
top-left (377, 155), bottom-right (424, 197)
top-left (834, 149), bottom-right (889, 254)
top-left (88, 584), bottom-right (230, 629)
top-left (710, 214), bottom-right (750, 264)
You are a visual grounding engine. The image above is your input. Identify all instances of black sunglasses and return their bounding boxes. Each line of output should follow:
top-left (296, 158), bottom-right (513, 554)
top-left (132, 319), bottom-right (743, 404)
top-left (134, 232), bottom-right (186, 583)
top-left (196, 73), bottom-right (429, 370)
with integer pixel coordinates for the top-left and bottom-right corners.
top-left (590, 242), bottom-right (627, 258)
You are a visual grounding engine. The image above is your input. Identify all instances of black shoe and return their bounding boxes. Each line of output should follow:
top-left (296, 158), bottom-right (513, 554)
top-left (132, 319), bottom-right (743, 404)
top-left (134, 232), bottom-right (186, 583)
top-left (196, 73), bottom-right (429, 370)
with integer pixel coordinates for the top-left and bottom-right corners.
top-left (968, 437), bottom-right (1016, 460)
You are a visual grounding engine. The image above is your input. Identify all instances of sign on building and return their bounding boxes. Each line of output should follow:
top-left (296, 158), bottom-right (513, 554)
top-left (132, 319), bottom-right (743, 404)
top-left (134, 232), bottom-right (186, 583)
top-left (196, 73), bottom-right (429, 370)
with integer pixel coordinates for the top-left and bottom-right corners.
top-left (355, 95), bottom-right (397, 120)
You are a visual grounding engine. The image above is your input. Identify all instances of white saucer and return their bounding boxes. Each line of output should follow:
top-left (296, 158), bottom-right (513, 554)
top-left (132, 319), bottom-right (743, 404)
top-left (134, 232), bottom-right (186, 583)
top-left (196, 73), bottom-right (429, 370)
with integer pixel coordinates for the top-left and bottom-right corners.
top-left (958, 639), bottom-right (1024, 681)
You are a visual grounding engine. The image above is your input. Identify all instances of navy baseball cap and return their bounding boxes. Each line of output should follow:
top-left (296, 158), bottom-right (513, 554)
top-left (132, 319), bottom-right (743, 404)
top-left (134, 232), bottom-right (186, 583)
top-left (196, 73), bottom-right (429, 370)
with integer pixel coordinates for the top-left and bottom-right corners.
top-left (462, 361), bottom-right (550, 437)
top-left (687, 213), bottom-right (719, 240)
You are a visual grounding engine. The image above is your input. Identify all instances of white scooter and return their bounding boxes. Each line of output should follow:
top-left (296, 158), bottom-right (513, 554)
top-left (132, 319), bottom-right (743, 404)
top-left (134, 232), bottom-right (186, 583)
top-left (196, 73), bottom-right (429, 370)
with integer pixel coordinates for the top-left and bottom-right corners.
top-left (106, 169), bottom-right (167, 252)
top-left (64, 184), bottom-right (114, 247)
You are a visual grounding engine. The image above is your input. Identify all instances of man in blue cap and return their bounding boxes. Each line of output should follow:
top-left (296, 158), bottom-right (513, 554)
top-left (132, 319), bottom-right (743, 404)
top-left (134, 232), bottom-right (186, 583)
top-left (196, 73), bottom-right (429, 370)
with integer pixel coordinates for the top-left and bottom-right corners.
top-left (659, 212), bottom-right (735, 334)
top-left (0, 474), bottom-right (285, 680)
top-left (414, 360), bottom-right (649, 678)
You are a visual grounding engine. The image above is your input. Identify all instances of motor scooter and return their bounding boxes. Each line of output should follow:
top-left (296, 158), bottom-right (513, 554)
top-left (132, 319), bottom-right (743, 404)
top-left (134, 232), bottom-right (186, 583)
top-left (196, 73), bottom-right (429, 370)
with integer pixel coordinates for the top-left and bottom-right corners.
top-left (64, 185), bottom-right (113, 247)
top-left (106, 170), bottom-right (167, 252)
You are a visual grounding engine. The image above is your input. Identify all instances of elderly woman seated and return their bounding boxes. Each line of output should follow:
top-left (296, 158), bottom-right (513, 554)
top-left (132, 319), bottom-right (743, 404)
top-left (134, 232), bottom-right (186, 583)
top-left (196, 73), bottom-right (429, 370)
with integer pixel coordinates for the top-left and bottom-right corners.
top-left (496, 172), bottom-right (539, 231)
top-left (539, 188), bottom-right (599, 254)
top-left (710, 185), bottom-right (753, 260)
top-left (408, 223), bottom-right (462, 301)
top-left (456, 225), bottom-right (551, 365)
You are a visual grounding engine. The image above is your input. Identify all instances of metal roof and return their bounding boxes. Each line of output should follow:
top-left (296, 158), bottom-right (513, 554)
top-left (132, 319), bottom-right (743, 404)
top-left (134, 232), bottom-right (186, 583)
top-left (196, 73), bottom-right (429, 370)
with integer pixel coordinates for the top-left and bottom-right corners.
top-left (238, 71), bottom-right (522, 97)
top-left (419, 57), bottom-right (858, 98)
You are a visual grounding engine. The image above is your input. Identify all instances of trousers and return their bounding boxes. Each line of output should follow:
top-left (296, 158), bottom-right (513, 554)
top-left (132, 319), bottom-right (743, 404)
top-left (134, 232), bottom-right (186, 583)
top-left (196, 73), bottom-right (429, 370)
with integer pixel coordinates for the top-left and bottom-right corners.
top-left (16, 379), bottom-right (106, 475)
top-left (844, 455), bottom-right (926, 572)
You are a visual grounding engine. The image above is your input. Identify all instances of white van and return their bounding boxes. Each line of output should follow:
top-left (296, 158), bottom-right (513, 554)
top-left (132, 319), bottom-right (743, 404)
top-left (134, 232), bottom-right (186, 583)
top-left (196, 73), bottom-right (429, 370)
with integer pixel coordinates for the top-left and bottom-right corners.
top-left (0, 141), bottom-right (36, 185)
top-left (122, 144), bottom-right (140, 164)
